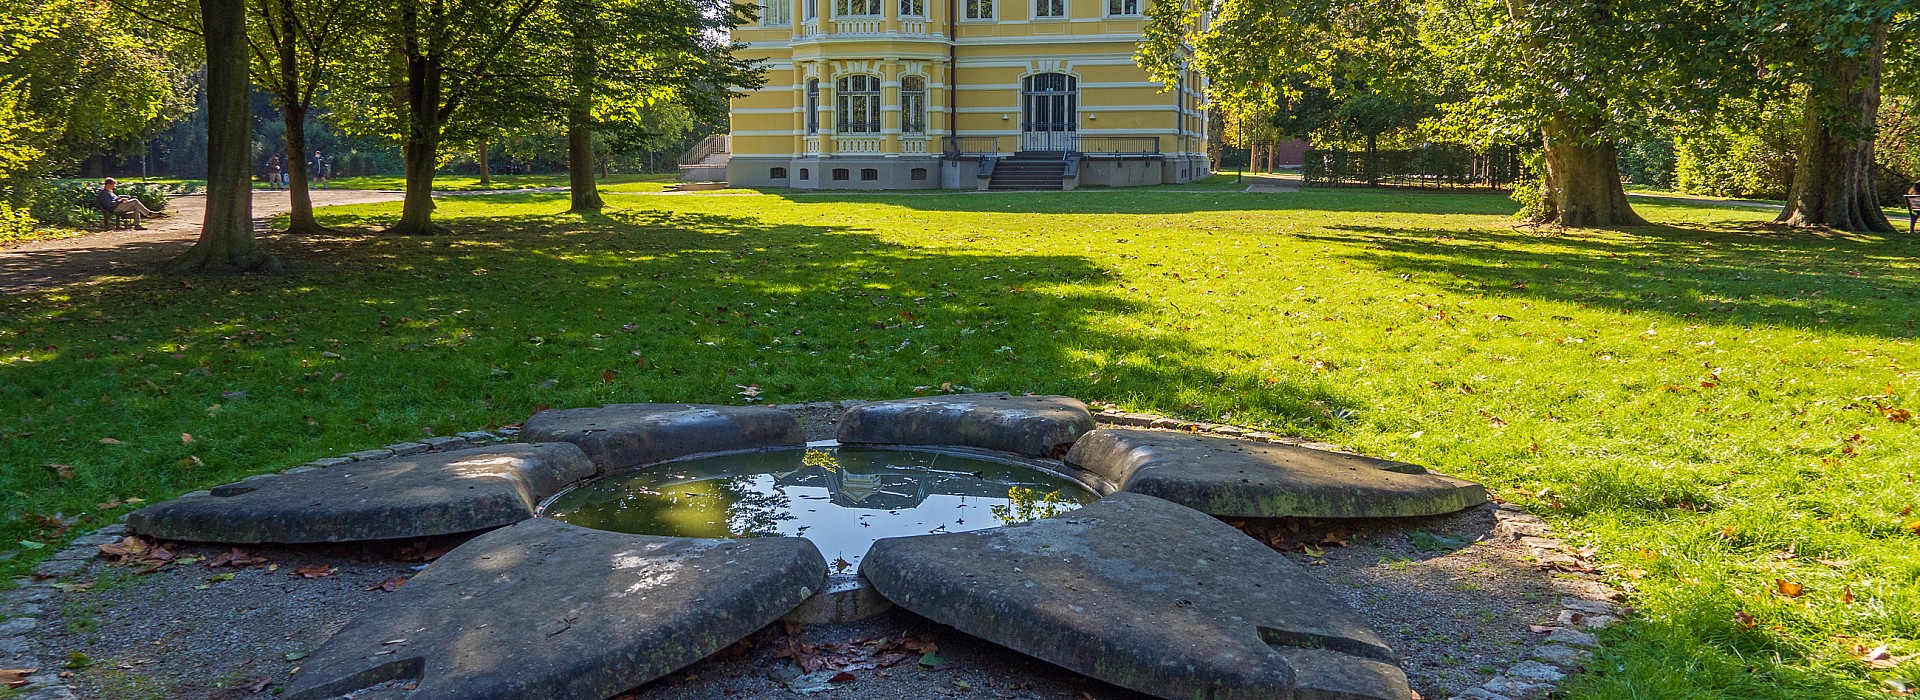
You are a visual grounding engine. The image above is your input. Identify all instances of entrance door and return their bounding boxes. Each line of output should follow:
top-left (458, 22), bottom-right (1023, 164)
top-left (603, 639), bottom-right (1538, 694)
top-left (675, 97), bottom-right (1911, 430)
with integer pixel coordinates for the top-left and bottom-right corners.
top-left (1021, 73), bottom-right (1077, 152)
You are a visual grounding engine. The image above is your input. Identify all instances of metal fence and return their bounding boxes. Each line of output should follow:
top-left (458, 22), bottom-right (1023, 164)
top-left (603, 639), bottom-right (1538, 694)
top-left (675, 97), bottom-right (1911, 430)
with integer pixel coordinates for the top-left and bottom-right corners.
top-left (1303, 146), bottom-right (1522, 189)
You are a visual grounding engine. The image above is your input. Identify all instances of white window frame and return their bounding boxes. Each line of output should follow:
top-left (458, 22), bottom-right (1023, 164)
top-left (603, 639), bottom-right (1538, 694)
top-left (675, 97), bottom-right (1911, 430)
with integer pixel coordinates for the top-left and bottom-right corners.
top-left (836, 75), bottom-right (882, 134)
top-left (963, 0), bottom-right (994, 20)
top-left (763, 0), bottom-right (791, 25)
top-left (836, 0), bottom-right (880, 16)
top-left (901, 76), bottom-right (927, 134)
top-left (803, 0), bottom-right (817, 21)
top-left (806, 79), bottom-right (820, 134)
top-left (1106, 0), bottom-right (1138, 15)
top-left (1034, 0), bottom-right (1065, 19)
top-left (899, 0), bottom-right (925, 16)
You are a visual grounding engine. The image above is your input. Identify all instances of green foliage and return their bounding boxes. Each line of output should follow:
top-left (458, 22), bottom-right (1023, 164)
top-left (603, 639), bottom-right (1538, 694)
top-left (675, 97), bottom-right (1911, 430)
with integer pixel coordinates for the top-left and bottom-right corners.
top-left (1674, 97), bottom-right (1801, 200)
top-left (1618, 132), bottom-right (1677, 188)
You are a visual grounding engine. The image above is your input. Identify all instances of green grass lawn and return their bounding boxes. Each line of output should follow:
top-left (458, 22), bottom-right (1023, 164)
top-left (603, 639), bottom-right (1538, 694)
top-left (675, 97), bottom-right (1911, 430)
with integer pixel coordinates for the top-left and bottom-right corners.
top-left (323, 172), bottom-right (672, 192)
top-left (4, 185), bottom-right (1919, 698)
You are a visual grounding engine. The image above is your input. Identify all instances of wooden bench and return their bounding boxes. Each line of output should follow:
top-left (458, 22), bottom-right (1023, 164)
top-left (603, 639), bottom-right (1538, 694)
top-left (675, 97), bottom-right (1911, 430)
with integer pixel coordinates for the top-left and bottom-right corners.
top-left (95, 190), bottom-right (137, 230)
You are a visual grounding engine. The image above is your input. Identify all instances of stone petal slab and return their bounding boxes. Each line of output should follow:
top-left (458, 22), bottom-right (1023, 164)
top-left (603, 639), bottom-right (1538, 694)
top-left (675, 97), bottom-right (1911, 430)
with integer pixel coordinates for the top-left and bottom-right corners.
top-left (285, 518), bottom-right (826, 700)
top-left (1065, 429), bottom-right (1487, 518)
top-left (521, 403), bottom-right (803, 473)
top-left (861, 493), bottom-right (1410, 700)
top-left (836, 393), bottom-right (1095, 457)
top-left (127, 443), bottom-right (594, 543)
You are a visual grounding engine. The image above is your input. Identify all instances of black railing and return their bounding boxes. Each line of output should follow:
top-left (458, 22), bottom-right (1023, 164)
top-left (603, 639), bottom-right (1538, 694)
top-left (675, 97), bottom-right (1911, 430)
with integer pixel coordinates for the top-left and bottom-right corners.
top-left (943, 136), bottom-right (1013, 155)
top-left (1304, 146), bottom-right (1521, 189)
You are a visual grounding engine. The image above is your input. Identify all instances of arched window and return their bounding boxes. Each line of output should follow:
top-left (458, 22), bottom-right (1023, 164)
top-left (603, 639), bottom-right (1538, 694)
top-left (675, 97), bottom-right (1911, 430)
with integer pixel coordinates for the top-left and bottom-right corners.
top-left (836, 75), bottom-right (881, 134)
top-left (805, 79), bottom-right (820, 134)
top-left (900, 76), bottom-right (927, 135)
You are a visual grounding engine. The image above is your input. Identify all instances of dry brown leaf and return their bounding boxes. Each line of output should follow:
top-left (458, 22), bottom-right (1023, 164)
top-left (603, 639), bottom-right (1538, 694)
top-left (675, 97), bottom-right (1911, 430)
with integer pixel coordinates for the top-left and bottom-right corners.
top-left (2, 668), bottom-right (36, 689)
top-left (1775, 579), bottom-right (1806, 598)
top-left (1734, 610), bottom-right (1757, 629)
top-left (45, 464), bottom-right (74, 480)
top-left (291, 565), bottom-right (337, 579)
top-left (97, 438), bottom-right (121, 445)
top-left (364, 576), bottom-right (409, 592)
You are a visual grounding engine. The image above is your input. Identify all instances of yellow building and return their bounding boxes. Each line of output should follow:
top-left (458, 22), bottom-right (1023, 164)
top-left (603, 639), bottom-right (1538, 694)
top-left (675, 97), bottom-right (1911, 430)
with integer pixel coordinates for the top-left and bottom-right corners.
top-left (724, 0), bottom-right (1209, 190)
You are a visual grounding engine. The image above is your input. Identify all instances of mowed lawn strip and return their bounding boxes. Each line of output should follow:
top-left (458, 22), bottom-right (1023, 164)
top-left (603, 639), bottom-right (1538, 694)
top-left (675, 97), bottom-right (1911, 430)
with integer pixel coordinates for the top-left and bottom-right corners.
top-left (3, 187), bottom-right (1918, 698)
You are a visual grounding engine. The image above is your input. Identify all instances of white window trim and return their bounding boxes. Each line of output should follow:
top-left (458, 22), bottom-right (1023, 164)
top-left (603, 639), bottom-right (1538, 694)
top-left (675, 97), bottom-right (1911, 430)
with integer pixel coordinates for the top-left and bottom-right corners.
top-left (1104, 0), bottom-right (1140, 16)
top-left (1033, 0), bottom-right (1066, 19)
top-left (763, 0), bottom-right (791, 25)
top-left (962, 0), bottom-right (995, 21)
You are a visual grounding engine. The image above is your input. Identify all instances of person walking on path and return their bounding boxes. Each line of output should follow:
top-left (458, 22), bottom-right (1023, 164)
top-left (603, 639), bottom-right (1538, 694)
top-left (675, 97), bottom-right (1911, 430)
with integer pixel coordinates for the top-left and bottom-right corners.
top-left (96, 178), bottom-right (166, 229)
top-left (266, 155), bottom-right (284, 190)
top-left (309, 150), bottom-right (329, 189)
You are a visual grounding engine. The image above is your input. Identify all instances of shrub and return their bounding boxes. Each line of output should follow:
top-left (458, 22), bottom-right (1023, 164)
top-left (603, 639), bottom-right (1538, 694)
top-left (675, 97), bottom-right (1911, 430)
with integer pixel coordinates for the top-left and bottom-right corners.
top-left (0, 201), bottom-right (33, 244)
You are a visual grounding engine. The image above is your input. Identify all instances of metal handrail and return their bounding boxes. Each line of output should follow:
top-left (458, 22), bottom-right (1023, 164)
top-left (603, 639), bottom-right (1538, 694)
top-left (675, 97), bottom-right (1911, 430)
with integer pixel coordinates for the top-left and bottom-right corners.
top-left (943, 136), bottom-right (1012, 155)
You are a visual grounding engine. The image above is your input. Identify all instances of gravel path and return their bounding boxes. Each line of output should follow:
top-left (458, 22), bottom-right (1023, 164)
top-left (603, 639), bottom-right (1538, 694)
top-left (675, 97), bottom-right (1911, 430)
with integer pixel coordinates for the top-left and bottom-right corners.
top-left (0, 190), bottom-right (407, 295)
top-left (20, 406), bottom-right (1613, 700)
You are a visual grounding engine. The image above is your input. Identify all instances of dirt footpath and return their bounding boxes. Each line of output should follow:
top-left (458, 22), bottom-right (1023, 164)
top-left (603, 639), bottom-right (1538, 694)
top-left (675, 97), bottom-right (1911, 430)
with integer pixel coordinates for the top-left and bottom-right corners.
top-left (0, 189), bottom-right (404, 295)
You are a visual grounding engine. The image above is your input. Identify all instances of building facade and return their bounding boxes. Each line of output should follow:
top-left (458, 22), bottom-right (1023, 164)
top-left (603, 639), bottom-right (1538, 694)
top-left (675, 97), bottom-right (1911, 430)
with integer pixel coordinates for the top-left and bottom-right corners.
top-left (725, 0), bottom-right (1209, 190)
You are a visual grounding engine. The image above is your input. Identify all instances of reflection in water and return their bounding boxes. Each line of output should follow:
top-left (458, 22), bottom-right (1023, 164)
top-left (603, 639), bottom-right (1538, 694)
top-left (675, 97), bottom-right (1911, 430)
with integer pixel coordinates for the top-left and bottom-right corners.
top-left (544, 448), bottom-right (1097, 567)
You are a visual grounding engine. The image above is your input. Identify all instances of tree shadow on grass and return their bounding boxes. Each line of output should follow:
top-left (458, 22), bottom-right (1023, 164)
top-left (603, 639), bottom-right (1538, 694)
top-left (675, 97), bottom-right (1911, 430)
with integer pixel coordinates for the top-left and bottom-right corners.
top-left (1292, 221), bottom-right (1920, 339)
top-left (768, 186), bottom-right (1522, 217)
top-left (0, 200), bottom-right (1360, 552)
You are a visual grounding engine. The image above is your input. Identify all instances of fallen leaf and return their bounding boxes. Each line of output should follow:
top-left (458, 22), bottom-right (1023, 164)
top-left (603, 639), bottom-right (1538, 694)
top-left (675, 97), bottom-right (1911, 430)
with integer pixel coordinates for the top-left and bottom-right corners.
top-left (1528, 624), bottom-right (1556, 634)
top-left (244, 676), bottom-right (272, 692)
top-left (829, 672), bottom-right (856, 683)
top-left (1734, 610), bottom-right (1757, 629)
top-left (1775, 579), bottom-right (1805, 598)
top-left (46, 464), bottom-right (74, 480)
top-left (1, 668), bottom-right (33, 689)
top-left (283, 651), bottom-right (309, 662)
top-left (917, 653), bottom-right (948, 670)
top-left (1856, 644), bottom-right (1919, 670)
top-left (1844, 587), bottom-right (1855, 605)
top-left (181, 433), bottom-right (194, 445)
top-left (365, 576), bottom-right (409, 592)
top-left (97, 438), bottom-right (121, 445)
top-left (292, 565), bottom-right (338, 579)
top-left (207, 547), bottom-right (267, 568)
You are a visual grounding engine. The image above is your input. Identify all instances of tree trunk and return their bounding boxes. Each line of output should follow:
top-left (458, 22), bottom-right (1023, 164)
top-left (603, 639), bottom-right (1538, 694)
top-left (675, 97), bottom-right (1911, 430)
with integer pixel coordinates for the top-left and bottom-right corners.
top-left (1538, 113), bottom-right (1647, 227)
top-left (170, 0), bottom-right (278, 272)
top-left (273, 0), bottom-right (322, 234)
top-left (477, 137), bottom-right (490, 186)
top-left (282, 104), bottom-right (324, 233)
top-left (391, 29), bottom-right (443, 235)
top-left (1365, 133), bottom-right (1379, 186)
top-left (1777, 24), bottom-right (1894, 233)
top-left (568, 111), bottom-right (602, 212)
top-left (566, 14), bottom-right (602, 213)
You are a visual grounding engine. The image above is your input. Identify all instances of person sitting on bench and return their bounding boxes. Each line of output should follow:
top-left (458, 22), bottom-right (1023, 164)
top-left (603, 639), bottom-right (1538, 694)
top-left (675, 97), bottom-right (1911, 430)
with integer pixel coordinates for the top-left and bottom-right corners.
top-left (97, 178), bottom-right (164, 229)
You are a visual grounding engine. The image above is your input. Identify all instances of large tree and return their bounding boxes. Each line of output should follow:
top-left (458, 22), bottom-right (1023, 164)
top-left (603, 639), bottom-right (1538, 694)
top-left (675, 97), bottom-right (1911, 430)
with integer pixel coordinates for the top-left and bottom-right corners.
top-left (322, 0), bottom-right (548, 234)
top-left (1144, 0), bottom-right (1751, 228)
top-left (0, 0), bottom-right (190, 217)
top-left (170, 0), bottom-right (279, 271)
top-left (1755, 1), bottom-right (1915, 232)
top-left (555, 0), bottom-right (759, 213)
top-left (246, 0), bottom-right (372, 233)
